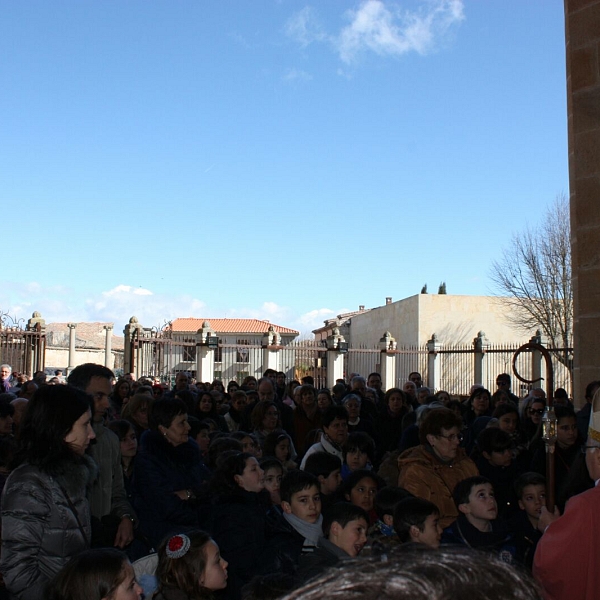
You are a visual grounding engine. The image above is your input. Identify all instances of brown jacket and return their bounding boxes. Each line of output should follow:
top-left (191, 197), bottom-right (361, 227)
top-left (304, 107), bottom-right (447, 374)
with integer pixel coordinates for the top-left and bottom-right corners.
top-left (397, 445), bottom-right (478, 528)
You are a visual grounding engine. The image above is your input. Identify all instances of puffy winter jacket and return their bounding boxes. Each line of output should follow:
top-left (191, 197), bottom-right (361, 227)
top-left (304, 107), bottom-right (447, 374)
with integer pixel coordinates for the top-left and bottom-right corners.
top-left (397, 445), bottom-right (478, 528)
top-left (1, 455), bottom-right (96, 600)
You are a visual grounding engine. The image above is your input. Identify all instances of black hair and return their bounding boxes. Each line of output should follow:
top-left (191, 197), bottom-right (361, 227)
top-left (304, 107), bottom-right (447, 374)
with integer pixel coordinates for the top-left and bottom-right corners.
top-left (343, 469), bottom-right (384, 497)
top-left (476, 427), bottom-right (513, 455)
top-left (343, 432), bottom-right (376, 463)
top-left (0, 397), bottom-right (15, 418)
top-left (513, 472), bottom-right (546, 500)
top-left (17, 384), bottom-right (93, 472)
top-left (66, 363), bottom-right (114, 391)
top-left (149, 398), bottom-right (188, 431)
top-left (259, 457), bottom-right (283, 474)
top-left (453, 476), bottom-right (493, 507)
top-left (393, 497), bottom-right (440, 543)
top-left (107, 419), bottom-right (135, 441)
top-left (585, 380), bottom-right (600, 401)
top-left (303, 451), bottom-right (341, 479)
top-left (554, 405), bottom-right (576, 422)
top-left (492, 403), bottom-right (520, 419)
top-left (210, 451), bottom-right (254, 495)
top-left (174, 389), bottom-right (196, 415)
top-left (207, 437), bottom-right (243, 471)
top-left (374, 486), bottom-right (413, 520)
top-left (322, 502), bottom-right (369, 537)
top-left (263, 429), bottom-right (292, 460)
top-left (45, 548), bottom-right (128, 600)
top-left (280, 470), bottom-right (320, 504)
top-left (322, 405), bottom-right (349, 428)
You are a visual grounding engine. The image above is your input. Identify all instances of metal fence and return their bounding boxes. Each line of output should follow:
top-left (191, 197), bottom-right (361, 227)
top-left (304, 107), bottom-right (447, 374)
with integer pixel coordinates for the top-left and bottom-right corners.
top-left (0, 325), bottom-right (46, 376)
top-left (128, 330), bottom-right (573, 398)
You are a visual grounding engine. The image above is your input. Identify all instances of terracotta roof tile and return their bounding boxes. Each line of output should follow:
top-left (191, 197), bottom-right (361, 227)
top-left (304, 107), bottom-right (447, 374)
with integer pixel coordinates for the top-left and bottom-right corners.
top-left (170, 318), bottom-right (298, 335)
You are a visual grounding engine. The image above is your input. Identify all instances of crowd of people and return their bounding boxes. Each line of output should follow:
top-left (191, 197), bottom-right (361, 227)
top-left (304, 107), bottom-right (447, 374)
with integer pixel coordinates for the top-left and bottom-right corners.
top-left (0, 363), bottom-right (598, 600)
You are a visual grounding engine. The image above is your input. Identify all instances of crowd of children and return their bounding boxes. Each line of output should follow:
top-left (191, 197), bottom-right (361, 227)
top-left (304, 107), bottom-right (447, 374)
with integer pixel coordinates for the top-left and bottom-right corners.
top-left (1, 368), bottom-right (596, 600)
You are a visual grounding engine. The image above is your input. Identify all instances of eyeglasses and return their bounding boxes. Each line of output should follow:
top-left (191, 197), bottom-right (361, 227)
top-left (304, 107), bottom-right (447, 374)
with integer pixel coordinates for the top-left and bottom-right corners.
top-left (496, 381), bottom-right (509, 386)
top-left (581, 445), bottom-right (600, 454)
top-left (528, 408), bottom-right (545, 416)
top-left (436, 433), bottom-right (464, 443)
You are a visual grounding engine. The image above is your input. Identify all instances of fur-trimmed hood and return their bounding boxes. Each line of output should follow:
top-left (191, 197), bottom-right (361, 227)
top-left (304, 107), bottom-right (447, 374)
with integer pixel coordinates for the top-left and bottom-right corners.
top-left (51, 454), bottom-right (98, 498)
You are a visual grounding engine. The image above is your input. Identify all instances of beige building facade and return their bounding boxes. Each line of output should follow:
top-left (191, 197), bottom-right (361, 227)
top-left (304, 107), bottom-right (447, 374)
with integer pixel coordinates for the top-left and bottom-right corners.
top-left (337, 294), bottom-right (536, 348)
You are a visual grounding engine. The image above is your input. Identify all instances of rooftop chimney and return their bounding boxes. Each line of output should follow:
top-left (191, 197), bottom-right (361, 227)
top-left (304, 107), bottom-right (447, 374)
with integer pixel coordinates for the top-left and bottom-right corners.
top-left (386, 297), bottom-right (392, 305)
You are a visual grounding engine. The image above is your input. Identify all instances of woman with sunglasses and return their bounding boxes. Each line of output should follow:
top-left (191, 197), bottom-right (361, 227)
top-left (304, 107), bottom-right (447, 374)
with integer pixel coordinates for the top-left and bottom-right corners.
top-left (520, 395), bottom-right (547, 446)
top-left (398, 408), bottom-right (478, 528)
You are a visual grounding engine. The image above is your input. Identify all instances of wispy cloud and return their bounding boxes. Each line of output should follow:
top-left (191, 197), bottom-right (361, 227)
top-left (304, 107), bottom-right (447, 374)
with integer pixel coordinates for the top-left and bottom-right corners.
top-left (283, 68), bottom-right (313, 83)
top-left (338, 0), bottom-right (464, 63)
top-left (285, 6), bottom-right (327, 47)
top-left (1, 283), bottom-right (348, 339)
top-left (285, 1), bottom-right (464, 65)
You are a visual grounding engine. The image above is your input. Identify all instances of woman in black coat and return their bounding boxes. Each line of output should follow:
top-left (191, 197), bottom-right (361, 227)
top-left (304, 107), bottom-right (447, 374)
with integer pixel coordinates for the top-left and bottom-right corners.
top-left (209, 452), bottom-right (279, 600)
top-left (132, 398), bottom-right (211, 548)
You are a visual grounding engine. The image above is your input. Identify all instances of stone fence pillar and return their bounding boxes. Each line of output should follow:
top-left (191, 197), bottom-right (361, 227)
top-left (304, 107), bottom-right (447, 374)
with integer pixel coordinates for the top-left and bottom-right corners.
top-left (104, 325), bottom-right (113, 369)
top-left (473, 331), bottom-right (490, 389)
top-left (379, 331), bottom-right (397, 391)
top-left (123, 317), bottom-right (143, 377)
top-left (262, 326), bottom-right (282, 373)
top-left (427, 333), bottom-right (443, 392)
top-left (196, 321), bottom-right (217, 382)
top-left (67, 323), bottom-right (77, 374)
top-left (326, 327), bottom-right (347, 389)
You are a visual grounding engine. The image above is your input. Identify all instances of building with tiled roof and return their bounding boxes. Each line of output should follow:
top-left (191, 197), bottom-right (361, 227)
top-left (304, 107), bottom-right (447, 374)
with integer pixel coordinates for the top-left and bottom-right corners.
top-left (170, 318), bottom-right (298, 336)
top-left (166, 317), bottom-right (299, 384)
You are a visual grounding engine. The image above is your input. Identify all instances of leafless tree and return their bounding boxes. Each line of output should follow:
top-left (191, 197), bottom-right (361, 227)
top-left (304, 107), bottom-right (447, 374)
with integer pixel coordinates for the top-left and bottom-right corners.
top-left (490, 193), bottom-right (572, 367)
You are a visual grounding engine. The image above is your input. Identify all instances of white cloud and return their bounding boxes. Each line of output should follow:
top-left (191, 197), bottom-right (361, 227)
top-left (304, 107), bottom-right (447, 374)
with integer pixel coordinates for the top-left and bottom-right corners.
top-left (285, 6), bottom-right (327, 47)
top-left (285, 1), bottom-right (464, 65)
top-left (1, 283), bottom-right (348, 340)
top-left (337, 0), bottom-right (464, 63)
top-left (283, 68), bottom-right (313, 83)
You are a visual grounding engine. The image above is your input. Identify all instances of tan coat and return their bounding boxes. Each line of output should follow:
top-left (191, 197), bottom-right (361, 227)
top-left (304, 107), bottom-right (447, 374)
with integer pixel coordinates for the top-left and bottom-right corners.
top-left (397, 445), bottom-right (478, 528)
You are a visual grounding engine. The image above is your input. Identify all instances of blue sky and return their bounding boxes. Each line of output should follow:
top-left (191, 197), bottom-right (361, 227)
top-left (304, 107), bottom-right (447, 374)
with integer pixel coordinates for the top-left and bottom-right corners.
top-left (1, 0), bottom-right (568, 336)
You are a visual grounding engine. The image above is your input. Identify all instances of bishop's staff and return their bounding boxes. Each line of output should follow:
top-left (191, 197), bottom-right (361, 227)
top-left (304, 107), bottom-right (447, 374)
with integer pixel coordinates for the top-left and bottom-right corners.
top-left (512, 341), bottom-right (556, 511)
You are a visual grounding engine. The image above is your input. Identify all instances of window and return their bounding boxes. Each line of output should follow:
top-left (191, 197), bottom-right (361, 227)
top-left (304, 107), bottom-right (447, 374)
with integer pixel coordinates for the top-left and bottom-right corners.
top-left (236, 339), bottom-right (251, 363)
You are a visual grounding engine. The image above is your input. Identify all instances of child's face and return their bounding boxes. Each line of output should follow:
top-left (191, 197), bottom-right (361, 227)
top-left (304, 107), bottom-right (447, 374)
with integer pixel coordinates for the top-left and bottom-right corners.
top-left (346, 476), bottom-right (378, 513)
top-left (200, 541), bottom-right (228, 591)
top-left (111, 562), bottom-right (143, 600)
top-left (195, 429), bottom-right (211, 454)
top-left (275, 438), bottom-right (290, 462)
top-left (282, 484), bottom-right (322, 524)
top-left (557, 416), bottom-right (578, 449)
top-left (263, 467), bottom-right (283, 505)
top-left (332, 518), bottom-right (368, 557)
top-left (345, 448), bottom-right (369, 472)
top-left (319, 469), bottom-right (342, 495)
top-left (498, 413), bottom-right (518, 434)
top-left (412, 513), bottom-right (442, 549)
top-left (460, 483), bottom-right (498, 522)
top-left (485, 447), bottom-right (513, 468)
top-left (518, 484), bottom-right (546, 521)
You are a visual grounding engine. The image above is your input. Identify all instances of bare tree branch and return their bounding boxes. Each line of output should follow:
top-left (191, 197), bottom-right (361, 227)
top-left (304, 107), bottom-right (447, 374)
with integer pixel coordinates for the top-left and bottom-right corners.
top-left (489, 193), bottom-right (572, 368)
